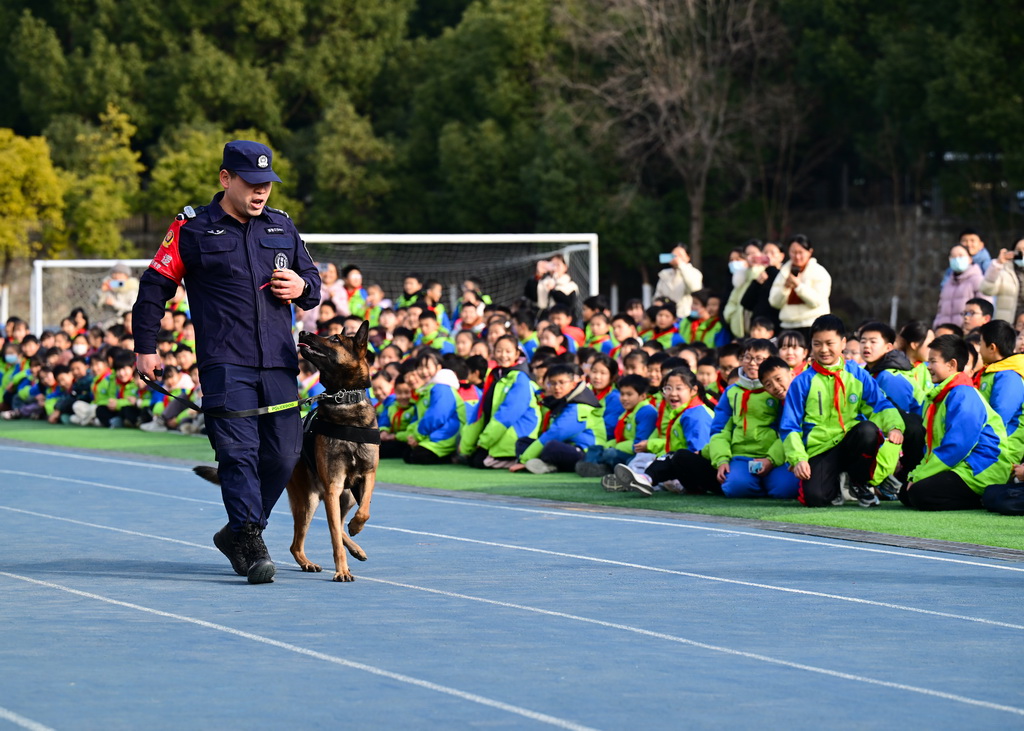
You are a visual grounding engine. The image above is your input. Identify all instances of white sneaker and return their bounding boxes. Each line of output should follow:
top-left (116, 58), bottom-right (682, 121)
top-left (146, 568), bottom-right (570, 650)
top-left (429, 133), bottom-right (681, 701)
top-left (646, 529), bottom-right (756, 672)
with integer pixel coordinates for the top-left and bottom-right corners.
top-left (838, 472), bottom-right (855, 503)
top-left (140, 417), bottom-right (167, 433)
top-left (524, 458), bottom-right (558, 474)
top-left (614, 463), bottom-right (653, 496)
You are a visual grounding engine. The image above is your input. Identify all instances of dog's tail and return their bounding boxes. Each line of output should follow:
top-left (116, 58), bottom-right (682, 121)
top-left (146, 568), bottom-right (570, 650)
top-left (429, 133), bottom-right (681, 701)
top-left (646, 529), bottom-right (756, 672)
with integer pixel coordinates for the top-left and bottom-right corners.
top-left (193, 465), bottom-right (221, 485)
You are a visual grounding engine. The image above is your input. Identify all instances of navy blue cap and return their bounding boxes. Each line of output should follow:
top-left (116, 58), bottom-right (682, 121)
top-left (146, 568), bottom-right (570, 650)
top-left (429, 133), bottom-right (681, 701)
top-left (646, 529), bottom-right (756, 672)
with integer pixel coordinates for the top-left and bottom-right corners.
top-left (221, 140), bottom-right (282, 185)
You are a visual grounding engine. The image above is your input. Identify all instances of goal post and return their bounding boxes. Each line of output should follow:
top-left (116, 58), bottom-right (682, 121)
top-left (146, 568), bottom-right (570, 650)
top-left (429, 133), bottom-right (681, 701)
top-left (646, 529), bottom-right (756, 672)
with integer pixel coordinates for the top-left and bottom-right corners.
top-left (31, 233), bottom-right (599, 334)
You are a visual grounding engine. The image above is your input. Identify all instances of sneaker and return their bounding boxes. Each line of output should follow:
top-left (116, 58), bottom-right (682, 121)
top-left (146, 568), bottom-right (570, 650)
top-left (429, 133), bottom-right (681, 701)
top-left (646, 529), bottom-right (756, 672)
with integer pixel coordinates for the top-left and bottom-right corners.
top-left (601, 473), bottom-right (627, 492)
top-left (660, 479), bottom-right (685, 494)
top-left (140, 417), bottom-right (168, 433)
top-left (575, 461), bottom-right (611, 478)
top-left (0, 410), bottom-right (16, 420)
top-left (838, 472), bottom-right (855, 503)
top-left (524, 458), bottom-right (558, 474)
top-left (876, 474), bottom-right (902, 501)
top-left (614, 463), bottom-right (654, 496)
top-left (851, 483), bottom-right (880, 508)
top-left (483, 455), bottom-right (518, 470)
top-left (179, 420), bottom-right (199, 435)
top-left (108, 416), bottom-right (124, 429)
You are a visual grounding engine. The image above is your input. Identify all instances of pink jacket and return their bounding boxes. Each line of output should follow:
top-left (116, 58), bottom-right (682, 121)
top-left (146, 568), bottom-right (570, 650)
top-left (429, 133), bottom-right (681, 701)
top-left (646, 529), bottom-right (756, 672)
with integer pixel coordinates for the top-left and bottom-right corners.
top-left (934, 264), bottom-right (986, 328)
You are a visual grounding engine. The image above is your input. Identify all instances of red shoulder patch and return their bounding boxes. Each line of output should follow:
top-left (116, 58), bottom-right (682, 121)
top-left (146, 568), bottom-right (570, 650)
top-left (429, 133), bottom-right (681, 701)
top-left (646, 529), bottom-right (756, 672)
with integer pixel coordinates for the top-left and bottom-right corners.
top-left (149, 219), bottom-right (187, 284)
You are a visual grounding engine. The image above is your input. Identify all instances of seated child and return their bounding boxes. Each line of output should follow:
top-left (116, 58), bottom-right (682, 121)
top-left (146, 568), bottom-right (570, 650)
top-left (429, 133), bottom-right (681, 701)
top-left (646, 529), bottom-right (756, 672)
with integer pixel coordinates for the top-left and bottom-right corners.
top-left (903, 335), bottom-right (1012, 511)
top-left (611, 367), bottom-right (715, 495)
top-left (511, 362), bottom-right (605, 474)
top-left (976, 320), bottom-right (1024, 465)
top-left (379, 373), bottom-right (417, 459)
top-left (576, 374), bottom-right (657, 477)
top-left (402, 355), bottom-right (464, 464)
top-left (709, 351), bottom-right (800, 499)
top-left (459, 335), bottom-right (540, 469)
top-left (780, 315), bottom-right (905, 508)
top-left (96, 351), bottom-right (142, 428)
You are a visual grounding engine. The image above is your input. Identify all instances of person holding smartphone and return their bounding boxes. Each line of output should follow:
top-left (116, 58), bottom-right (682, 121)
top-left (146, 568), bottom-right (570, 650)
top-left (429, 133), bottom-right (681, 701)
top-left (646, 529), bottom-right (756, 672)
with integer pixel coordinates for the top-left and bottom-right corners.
top-left (653, 244), bottom-right (704, 319)
top-left (768, 234), bottom-right (831, 339)
top-left (980, 236), bottom-right (1024, 325)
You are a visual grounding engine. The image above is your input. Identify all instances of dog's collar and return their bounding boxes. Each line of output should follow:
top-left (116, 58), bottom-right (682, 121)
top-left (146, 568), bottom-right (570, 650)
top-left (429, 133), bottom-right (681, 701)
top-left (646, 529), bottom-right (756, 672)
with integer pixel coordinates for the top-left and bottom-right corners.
top-left (316, 388), bottom-right (367, 406)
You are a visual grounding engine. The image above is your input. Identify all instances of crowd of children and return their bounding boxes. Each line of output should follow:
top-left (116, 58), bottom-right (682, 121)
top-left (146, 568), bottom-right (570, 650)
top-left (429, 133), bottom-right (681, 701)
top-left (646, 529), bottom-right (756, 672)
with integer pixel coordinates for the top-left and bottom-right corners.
top-left (5, 249), bottom-right (1024, 516)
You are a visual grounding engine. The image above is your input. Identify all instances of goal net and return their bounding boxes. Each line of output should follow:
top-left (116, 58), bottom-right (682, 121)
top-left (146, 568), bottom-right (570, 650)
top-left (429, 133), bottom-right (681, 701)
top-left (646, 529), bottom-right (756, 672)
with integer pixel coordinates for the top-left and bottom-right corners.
top-left (31, 234), bottom-right (599, 334)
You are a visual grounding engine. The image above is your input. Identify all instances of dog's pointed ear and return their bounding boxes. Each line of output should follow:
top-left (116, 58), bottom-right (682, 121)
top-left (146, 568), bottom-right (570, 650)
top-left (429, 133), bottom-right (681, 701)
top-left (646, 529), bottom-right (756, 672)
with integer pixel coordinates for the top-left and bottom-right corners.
top-left (353, 319), bottom-right (369, 355)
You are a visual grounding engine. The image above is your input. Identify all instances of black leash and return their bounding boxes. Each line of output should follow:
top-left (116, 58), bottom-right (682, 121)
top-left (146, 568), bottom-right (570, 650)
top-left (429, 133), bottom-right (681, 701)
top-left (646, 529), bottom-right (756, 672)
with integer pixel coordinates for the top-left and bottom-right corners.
top-left (138, 371), bottom-right (369, 420)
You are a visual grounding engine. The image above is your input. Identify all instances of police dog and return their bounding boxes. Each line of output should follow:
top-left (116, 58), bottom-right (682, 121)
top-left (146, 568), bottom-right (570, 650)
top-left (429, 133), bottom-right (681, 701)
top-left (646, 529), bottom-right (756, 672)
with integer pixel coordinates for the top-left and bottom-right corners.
top-left (288, 322), bottom-right (380, 582)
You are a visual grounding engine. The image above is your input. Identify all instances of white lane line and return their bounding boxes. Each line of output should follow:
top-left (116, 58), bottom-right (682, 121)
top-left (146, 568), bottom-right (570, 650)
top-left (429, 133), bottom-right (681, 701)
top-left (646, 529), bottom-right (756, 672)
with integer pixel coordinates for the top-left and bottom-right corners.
top-left (378, 492), bottom-right (1024, 572)
top-left (0, 445), bottom-right (195, 472)
top-left (2, 448), bottom-right (1022, 572)
top-left (2, 550), bottom-right (1022, 720)
top-left (0, 572), bottom-right (598, 731)
top-left (3, 504), bottom-right (1023, 633)
top-left (359, 575), bottom-right (1024, 717)
top-left (0, 707), bottom-right (54, 731)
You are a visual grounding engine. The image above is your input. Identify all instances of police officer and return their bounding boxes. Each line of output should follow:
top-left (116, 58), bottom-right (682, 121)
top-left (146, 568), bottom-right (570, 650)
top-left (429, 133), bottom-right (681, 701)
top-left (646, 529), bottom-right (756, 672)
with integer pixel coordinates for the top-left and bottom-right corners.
top-left (133, 140), bottom-right (321, 584)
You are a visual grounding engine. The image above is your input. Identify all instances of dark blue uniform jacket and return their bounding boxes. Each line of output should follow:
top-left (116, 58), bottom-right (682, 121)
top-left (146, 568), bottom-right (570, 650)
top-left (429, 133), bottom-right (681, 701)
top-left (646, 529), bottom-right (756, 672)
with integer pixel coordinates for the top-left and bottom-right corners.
top-left (132, 192), bottom-right (321, 371)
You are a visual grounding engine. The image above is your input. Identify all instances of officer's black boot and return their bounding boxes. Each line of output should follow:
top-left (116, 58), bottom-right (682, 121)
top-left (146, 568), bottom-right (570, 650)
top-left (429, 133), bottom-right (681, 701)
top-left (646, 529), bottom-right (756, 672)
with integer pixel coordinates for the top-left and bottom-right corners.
top-left (238, 523), bottom-right (276, 584)
top-left (213, 523), bottom-right (248, 576)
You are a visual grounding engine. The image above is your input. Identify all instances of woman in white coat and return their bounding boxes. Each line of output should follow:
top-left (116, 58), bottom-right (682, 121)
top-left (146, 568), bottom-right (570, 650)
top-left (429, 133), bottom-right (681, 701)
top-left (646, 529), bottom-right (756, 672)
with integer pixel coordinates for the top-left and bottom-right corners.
top-left (980, 236), bottom-right (1024, 325)
top-left (768, 234), bottom-right (831, 333)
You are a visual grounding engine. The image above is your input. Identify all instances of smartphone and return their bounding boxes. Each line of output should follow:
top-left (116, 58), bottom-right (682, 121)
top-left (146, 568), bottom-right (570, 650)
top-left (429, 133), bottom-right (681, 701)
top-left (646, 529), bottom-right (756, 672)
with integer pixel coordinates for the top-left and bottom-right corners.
top-left (659, 253), bottom-right (675, 264)
top-left (748, 460), bottom-right (764, 474)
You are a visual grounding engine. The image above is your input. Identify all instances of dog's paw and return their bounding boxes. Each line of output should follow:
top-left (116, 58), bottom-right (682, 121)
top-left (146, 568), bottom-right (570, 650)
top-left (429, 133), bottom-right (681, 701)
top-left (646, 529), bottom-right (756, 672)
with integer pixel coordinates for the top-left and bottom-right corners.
top-left (348, 517), bottom-right (366, 536)
top-left (300, 562), bottom-right (322, 573)
top-left (348, 546), bottom-right (368, 562)
top-left (332, 570), bottom-right (355, 582)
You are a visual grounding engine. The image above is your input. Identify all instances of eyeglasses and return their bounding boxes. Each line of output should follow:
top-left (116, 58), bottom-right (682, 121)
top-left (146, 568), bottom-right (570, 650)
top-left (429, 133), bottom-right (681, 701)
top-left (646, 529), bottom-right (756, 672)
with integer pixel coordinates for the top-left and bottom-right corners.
top-left (546, 379), bottom-right (573, 388)
top-left (961, 311), bottom-right (983, 318)
top-left (742, 354), bottom-right (768, 364)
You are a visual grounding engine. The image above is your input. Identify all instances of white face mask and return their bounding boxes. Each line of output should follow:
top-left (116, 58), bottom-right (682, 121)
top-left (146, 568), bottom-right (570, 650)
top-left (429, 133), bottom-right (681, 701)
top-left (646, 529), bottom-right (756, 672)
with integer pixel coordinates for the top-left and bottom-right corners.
top-left (728, 261), bottom-right (748, 275)
top-left (949, 256), bottom-right (971, 273)
top-left (72, 344), bottom-right (89, 356)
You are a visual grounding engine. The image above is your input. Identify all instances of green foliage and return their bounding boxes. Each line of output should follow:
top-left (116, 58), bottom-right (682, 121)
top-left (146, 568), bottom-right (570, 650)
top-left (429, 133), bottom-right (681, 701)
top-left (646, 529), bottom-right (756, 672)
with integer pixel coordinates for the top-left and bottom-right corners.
top-left (1, 0), bottom-right (1023, 288)
top-left (0, 129), bottom-right (65, 274)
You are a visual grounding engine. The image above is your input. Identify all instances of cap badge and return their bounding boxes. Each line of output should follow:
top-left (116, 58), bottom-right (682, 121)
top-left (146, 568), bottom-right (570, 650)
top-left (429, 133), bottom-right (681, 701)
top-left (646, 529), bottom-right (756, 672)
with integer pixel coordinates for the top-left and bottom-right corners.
top-left (257, 154), bottom-right (269, 168)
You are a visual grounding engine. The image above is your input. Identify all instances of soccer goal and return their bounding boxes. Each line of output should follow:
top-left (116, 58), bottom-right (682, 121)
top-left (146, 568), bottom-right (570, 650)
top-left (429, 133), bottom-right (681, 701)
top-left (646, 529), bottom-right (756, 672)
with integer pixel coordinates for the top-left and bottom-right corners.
top-left (31, 233), bottom-right (599, 334)
top-left (301, 233), bottom-right (599, 315)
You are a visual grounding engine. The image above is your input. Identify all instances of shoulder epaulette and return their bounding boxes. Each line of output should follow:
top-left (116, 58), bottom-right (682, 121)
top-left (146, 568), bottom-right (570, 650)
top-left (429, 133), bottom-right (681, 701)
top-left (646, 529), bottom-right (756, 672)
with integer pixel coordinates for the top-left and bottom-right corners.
top-left (175, 204), bottom-right (207, 221)
top-left (265, 206), bottom-right (290, 219)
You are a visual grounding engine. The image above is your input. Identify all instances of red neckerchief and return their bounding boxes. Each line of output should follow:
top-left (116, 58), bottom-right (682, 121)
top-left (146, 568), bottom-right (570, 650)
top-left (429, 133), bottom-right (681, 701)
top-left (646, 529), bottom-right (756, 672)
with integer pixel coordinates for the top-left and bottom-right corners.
top-left (613, 404), bottom-right (633, 442)
top-left (716, 373), bottom-right (728, 393)
top-left (591, 384), bottom-right (614, 403)
top-left (91, 371), bottom-right (110, 397)
top-left (654, 398), bottom-right (670, 432)
top-left (477, 369), bottom-right (498, 420)
top-left (392, 404), bottom-right (409, 430)
top-left (972, 365), bottom-right (986, 388)
top-left (653, 326), bottom-right (679, 341)
top-left (792, 361), bottom-right (807, 376)
top-left (925, 372), bottom-right (974, 450)
top-left (116, 380), bottom-right (132, 399)
top-left (811, 360), bottom-right (847, 431)
top-left (541, 407), bottom-right (554, 432)
top-left (587, 334), bottom-right (611, 347)
top-left (665, 396), bottom-right (702, 452)
top-left (739, 387), bottom-right (766, 433)
top-left (689, 317), bottom-right (719, 343)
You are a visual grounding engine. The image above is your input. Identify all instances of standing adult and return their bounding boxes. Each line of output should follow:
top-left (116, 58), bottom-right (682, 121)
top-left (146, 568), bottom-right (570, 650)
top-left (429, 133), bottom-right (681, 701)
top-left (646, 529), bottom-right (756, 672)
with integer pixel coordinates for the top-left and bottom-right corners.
top-left (654, 244), bottom-right (704, 319)
top-left (740, 240), bottom-right (785, 331)
top-left (768, 235), bottom-right (831, 337)
top-left (980, 236), bottom-right (1024, 325)
top-left (934, 243), bottom-right (985, 328)
top-left (722, 239), bottom-right (764, 337)
top-left (536, 254), bottom-right (580, 316)
top-left (133, 140), bottom-right (321, 584)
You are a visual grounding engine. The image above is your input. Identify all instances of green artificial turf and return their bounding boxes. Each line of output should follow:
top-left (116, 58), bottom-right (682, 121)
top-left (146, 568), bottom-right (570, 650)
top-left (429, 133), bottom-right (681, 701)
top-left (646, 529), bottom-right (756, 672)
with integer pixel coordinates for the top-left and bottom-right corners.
top-left (3, 420), bottom-right (1022, 551)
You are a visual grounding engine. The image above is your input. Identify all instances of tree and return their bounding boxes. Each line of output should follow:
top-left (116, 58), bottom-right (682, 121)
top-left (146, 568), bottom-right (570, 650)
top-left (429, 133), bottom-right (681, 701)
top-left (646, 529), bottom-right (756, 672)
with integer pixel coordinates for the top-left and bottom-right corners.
top-left (0, 129), bottom-right (65, 288)
top-left (46, 104), bottom-right (144, 258)
top-left (558, 0), bottom-right (792, 267)
top-left (147, 125), bottom-right (302, 222)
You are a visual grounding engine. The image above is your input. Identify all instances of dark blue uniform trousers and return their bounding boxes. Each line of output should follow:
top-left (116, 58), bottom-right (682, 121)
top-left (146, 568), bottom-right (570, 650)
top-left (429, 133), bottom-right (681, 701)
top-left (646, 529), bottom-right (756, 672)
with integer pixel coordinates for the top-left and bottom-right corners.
top-left (201, 364), bottom-right (302, 532)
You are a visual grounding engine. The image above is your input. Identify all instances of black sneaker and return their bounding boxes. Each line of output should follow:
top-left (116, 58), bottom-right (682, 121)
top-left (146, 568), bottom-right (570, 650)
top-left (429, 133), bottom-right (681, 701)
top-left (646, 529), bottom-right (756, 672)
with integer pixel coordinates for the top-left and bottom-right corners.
top-left (237, 523), bottom-right (276, 584)
top-left (574, 461), bottom-right (611, 478)
top-left (213, 524), bottom-right (247, 576)
top-left (876, 474), bottom-right (902, 501)
top-left (852, 484), bottom-right (880, 508)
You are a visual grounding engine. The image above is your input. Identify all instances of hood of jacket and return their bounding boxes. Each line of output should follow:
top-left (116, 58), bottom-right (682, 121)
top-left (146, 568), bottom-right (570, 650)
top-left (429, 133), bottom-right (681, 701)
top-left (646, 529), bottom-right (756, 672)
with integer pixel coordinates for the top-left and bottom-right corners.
top-left (868, 349), bottom-right (913, 375)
